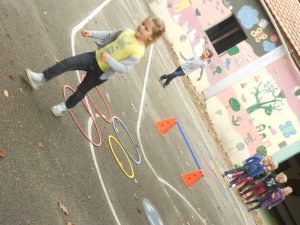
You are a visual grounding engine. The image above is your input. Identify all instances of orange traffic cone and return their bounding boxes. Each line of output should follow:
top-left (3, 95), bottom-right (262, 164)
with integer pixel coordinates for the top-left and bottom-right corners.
top-left (181, 169), bottom-right (204, 189)
top-left (155, 117), bottom-right (176, 136)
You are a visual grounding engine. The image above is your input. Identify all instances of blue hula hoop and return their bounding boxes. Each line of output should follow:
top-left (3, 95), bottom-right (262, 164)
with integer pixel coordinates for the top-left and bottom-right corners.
top-left (112, 116), bottom-right (141, 165)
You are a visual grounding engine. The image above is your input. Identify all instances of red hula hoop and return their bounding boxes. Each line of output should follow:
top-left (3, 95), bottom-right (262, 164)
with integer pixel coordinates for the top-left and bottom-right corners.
top-left (80, 75), bottom-right (112, 124)
top-left (63, 85), bottom-right (102, 147)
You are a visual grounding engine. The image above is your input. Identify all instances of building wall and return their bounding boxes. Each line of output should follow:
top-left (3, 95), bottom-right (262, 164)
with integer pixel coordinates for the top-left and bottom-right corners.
top-left (163, 0), bottom-right (300, 163)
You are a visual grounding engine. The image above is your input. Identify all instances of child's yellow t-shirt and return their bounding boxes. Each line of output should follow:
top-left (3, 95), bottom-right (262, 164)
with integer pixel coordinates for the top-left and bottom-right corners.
top-left (96, 28), bottom-right (145, 72)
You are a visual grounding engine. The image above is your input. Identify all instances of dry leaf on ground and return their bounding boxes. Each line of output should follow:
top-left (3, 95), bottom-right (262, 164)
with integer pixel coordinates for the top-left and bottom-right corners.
top-left (67, 222), bottom-right (75, 225)
top-left (0, 150), bottom-right (5, 158)
top-left (37, 142), bottom-right (44, 148)
top-left (3, 90), bottom-right (9, 97)
top-left (58, 202), bottom-right (69, 215)
top-left (9, 75), bottom-right (16, 81)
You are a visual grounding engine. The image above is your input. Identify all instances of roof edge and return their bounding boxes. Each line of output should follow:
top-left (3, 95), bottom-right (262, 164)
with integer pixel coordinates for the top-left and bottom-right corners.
top-left (258, 0), bottom-right (300, 76)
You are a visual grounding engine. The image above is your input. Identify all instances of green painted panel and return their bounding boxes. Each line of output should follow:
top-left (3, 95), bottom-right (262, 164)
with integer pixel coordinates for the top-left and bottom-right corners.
top-left (272, 140), bottom-right (300, 163)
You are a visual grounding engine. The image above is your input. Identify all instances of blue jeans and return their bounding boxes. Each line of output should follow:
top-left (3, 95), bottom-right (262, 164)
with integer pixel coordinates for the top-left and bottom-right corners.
top-left (43, 52), bottom-right (106, 109)
top-left (161, 66), bottom-right (185, 86)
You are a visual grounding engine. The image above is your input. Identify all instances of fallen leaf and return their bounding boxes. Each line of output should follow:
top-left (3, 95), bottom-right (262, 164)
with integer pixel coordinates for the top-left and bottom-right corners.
top-left (37, 142), bottom-right (44, 148)
top-left (178, 147), bottom-right (183, 154)
top-left (53, 56), bottom-right (59, 62)
top-left (105, 92), bottom-right (111, 102)
top-left (129, 101), bottom-right (137, 112)
top-left (17, 120), bottom-right (23, 127)
top-left (58, 202), bottom-right (69, 215)
top-left (0, 150), bottom-right (5, 158)
top-left (185, 161), bottom-right (190, 167)
top-left (3, 90), bottom-right (9, 97)
top-left (67, 222), bottom-right (75, 225)
top-left (8, 75), bottom-right (15, 81)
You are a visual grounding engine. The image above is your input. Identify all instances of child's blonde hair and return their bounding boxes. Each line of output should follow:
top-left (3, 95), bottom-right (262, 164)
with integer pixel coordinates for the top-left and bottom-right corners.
top-left (282, 186), bottom-right (293, 196)
top-left (270, 161), bottom-right (278, 171)
top-left (146, 15), bottom-right (165, 46)
top-left (261, 155), bottom-right (273, 166)
top-left (276, 172), bottom-right (287, 183)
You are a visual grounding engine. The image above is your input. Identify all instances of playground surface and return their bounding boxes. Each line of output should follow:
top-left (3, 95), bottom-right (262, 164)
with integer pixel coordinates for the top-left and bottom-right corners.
top-left (0, 0), bottom-right (260, 224)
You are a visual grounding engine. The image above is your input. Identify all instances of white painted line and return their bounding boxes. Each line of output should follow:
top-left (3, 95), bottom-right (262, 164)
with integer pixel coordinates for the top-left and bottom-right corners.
top-left (70, 1), bottom-right (122, 225)
top-left (88, 118), bottom-right (121, 225)
top-left (136, 46), bottom-right (206, 223)
top-left (156, 46), bottom-right (250, 225)
top-left (70, 1), bottom-right (248, 224)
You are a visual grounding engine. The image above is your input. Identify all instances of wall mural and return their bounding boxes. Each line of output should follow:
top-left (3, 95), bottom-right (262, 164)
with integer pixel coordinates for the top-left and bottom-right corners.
top-left (165, 1), bottom-right (299, 158)
top-left (166, 0), bottom-right (281, 86)
top-left (167, 0), bottom-right (231, 85)
top-left (228, 1), bottom-right (281, 56)
top-left (217, 66), bottom-right (300, 157)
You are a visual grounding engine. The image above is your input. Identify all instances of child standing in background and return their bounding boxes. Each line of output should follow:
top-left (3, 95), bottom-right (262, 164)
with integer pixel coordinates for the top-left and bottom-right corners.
top-left (223, 155), bottom-right (265, 188)
top-left (245, 187), bottom-right (292, 212)
top-left (159, 43), bottom-right (213, 88)
top-left (241, 172), bottom-right (287, 201)
top-left (25, 16), bottom-right (165, 116)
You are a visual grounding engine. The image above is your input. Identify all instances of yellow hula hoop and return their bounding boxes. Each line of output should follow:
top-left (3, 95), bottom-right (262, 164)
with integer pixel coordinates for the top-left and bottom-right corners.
top-left (108, 135), bottom-right (135, 179)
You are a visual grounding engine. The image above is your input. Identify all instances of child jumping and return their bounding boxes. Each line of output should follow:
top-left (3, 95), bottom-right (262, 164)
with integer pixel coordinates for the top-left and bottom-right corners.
top-left (159, 44), bottom-right (213, 88)
top-left (25, 16), bottom-right (165, 116)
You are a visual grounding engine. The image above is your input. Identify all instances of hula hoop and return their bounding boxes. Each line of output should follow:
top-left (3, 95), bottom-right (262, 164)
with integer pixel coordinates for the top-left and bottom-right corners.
top-left (108, 135), bottom-right (134, 179)
top-left (112, 116), bottom-right (141, 165)
top-left (80, 75), bottom-right (112, 123)
top-left (63, 85), bottom-right (102, 147)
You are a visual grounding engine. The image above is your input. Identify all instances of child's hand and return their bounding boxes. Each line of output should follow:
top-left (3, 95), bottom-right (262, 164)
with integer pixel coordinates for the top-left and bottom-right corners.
top-left (101, 52), bottom-right (110, 62)
top-left (81, 30), bottom-right (91, 37)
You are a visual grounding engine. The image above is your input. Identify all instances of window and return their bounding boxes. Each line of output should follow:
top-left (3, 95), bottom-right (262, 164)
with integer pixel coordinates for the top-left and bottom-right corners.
top-left (205, 15), bottom-right (247, 55)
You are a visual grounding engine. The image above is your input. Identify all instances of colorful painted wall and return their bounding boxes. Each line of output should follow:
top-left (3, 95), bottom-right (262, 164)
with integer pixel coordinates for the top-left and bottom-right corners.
top-left (215, 56), bottom-right (300, 158)
top-left (165, 0), bottom-right (300, 162)
top-left (167, 0), bottom-right (281, 85)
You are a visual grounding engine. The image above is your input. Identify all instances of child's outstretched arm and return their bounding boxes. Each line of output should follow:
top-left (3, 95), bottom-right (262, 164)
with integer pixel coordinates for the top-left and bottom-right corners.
top-left (245, 155), bottom-right (261, 165)
top-left (197, 67), bottom-right (204, 81)
top-left (179, 52), bottom-right (189, 61)
top-left (81, 29), bottom-right (122, 47)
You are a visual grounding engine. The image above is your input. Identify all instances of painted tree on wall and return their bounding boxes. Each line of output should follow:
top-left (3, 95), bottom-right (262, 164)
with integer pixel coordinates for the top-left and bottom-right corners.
top-left (247, 81), bottom-right (286, 115)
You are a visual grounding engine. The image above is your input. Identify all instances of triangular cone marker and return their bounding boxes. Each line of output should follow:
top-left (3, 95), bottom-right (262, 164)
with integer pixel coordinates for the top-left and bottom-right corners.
top-left (181, 169), bottom-right (204, 189)
top-left (155, 117), bottom-right (176, 136)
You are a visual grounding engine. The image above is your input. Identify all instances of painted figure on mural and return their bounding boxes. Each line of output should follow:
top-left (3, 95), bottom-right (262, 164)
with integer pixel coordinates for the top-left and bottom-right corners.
top-left (173, 0), bottom-right (196, 13)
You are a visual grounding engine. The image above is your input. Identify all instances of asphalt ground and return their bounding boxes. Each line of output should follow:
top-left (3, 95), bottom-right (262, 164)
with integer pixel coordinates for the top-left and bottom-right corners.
top-left (0, 1), bottom-right (257, 225)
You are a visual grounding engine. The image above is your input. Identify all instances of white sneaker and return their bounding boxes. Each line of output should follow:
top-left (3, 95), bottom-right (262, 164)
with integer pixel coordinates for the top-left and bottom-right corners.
top-left (51, 102), bottom-right (67, 116)
top-left (226, 174), bottom-right (233, 179)
top-left (25, 69), bottom-right (45, 89)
